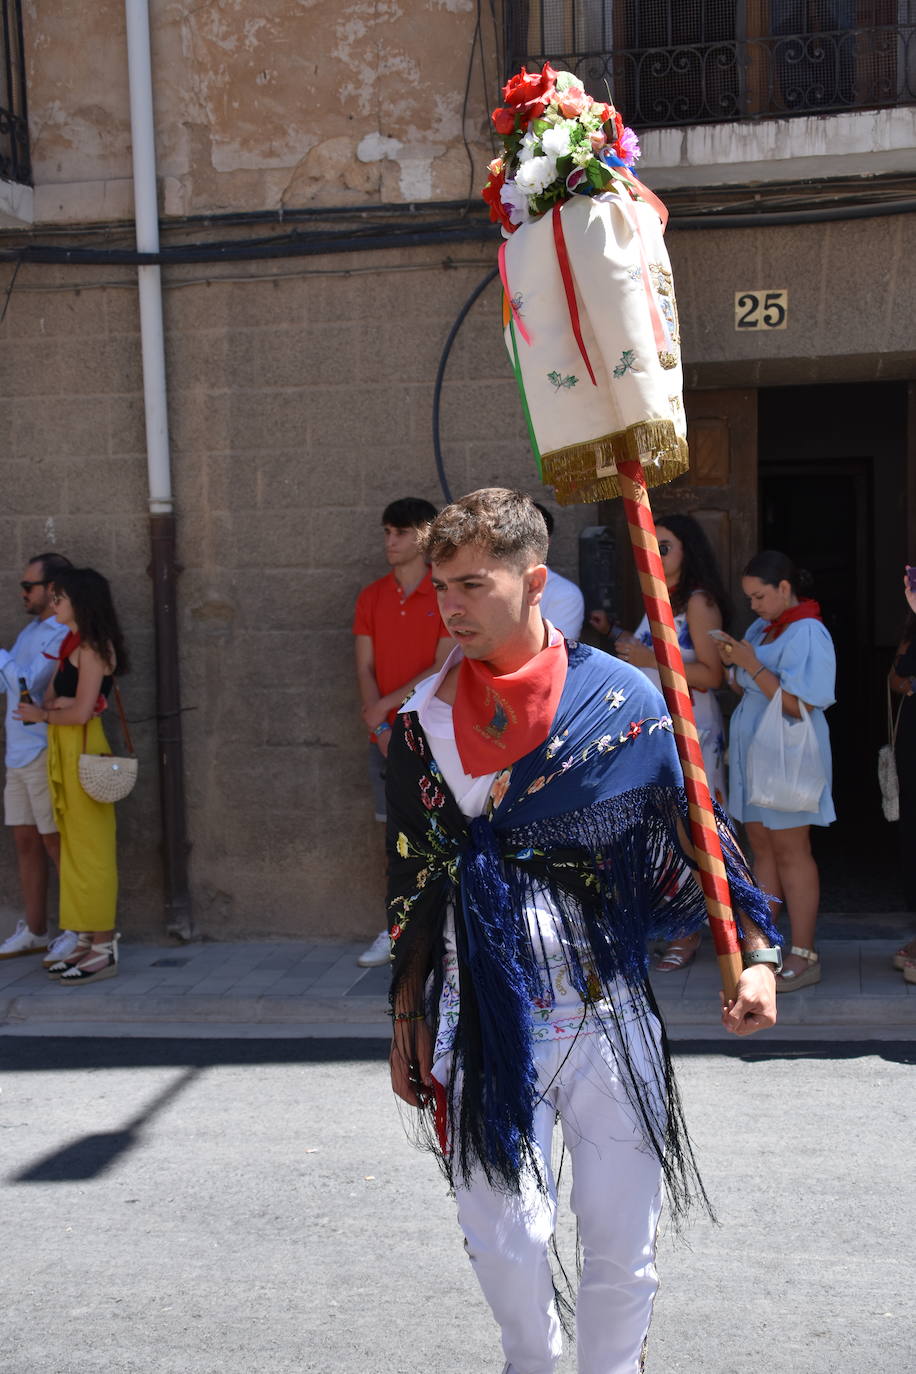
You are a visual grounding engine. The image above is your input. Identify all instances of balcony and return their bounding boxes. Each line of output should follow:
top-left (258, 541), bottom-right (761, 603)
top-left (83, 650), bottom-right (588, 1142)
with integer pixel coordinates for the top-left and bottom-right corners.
top-left (1, 0), bottom-right (29, 185)
top-left (505, 2), bottom-right (916, 127)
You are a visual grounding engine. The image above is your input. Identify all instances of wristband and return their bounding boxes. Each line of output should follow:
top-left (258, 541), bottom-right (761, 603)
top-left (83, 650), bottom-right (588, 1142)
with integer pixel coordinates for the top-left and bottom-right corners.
top-left (751, 664), bottom-right (765, 681)
top-left (373, 722), bottom-right (392, 737)
top-left (742, 946), bottom-right (783, 974)
top-left (389, 1010), bottom-right (424, 1021)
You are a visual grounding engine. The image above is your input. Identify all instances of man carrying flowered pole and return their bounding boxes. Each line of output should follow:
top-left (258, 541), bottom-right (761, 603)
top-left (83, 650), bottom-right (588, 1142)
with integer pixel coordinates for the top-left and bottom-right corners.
top-left (383, 63), bottom-right (783, 1374)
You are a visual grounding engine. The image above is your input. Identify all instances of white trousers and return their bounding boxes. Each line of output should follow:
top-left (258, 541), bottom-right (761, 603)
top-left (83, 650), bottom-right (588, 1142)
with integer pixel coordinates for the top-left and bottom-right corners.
top-left (453, 1024), bottom-right (664, 1374)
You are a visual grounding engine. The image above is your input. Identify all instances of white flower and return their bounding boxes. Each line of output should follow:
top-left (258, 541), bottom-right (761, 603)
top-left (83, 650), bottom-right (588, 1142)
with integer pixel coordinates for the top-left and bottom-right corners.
top-left (571, 144), bottom-right (593, 168)
top-left (500, 177), bottom-right (530, 226)
top-left (555, 70), bottom-right (584, 94)
top-left (514, 155), bottom-right (556, 196)
top-left (541, 124), bottom-right (572, 160)
top-left (517, 130), bottom-right (540, 165)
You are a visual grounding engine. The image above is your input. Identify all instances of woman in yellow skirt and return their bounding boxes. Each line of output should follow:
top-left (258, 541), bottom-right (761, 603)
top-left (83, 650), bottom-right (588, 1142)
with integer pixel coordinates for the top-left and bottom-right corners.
top-left (15, 567), bottom-right (129, 983)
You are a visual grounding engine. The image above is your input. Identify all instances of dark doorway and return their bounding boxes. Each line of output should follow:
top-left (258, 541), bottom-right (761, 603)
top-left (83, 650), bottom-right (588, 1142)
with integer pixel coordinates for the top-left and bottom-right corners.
top-left (758, 382), bottom-right (909, 914)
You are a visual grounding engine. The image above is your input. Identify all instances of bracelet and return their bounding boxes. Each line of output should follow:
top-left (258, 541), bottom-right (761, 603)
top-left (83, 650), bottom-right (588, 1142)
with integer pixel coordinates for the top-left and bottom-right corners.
top-left (389, 1010), bottom-right (424, 1022)
top-left (373, 721), bottom-right (392, 737)
top-left (751, 664), bottom-right (766, 681)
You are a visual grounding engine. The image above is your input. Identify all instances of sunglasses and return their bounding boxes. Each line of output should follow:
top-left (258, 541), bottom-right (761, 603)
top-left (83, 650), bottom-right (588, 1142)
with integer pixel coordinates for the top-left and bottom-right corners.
top-left (20, 580), bottom-right (50, 592)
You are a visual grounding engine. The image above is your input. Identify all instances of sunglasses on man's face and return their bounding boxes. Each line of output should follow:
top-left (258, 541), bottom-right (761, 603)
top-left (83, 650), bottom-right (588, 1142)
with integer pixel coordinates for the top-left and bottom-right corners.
top-left (20, 580), bottom-right (49, 592)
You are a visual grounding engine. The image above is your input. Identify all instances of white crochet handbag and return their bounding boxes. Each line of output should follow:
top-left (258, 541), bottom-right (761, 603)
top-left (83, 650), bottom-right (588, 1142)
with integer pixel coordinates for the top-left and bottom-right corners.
top-left (78, 684), bottom-right (138, 803)
top-left (878, 679), bottom-right (902, 823)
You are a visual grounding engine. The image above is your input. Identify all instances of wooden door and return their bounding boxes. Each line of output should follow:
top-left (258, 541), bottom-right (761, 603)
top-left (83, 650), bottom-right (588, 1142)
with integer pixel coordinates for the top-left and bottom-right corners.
top-left (600, 388), bottom-right (759, 631)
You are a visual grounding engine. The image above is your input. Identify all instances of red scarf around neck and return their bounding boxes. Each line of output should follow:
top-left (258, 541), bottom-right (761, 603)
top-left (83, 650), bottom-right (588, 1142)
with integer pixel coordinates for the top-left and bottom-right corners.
top-left (761, 598), bottom-right (822, 643)
top-left (453, 636), bottom-right (568, 778)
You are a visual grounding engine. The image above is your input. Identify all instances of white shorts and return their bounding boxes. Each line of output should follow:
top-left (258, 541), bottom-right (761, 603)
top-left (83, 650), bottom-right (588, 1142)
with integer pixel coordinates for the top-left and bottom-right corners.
top-left (4, 752), bottom-right (57, 834)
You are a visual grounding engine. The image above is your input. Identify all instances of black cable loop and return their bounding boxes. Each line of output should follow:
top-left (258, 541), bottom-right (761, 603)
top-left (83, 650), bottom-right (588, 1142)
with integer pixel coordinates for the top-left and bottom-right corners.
top-left (431, 265), bottom-right (500, 503)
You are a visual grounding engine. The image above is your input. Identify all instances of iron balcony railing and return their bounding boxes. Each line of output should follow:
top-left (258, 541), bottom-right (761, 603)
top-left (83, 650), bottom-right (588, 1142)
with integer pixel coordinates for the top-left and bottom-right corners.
top-left (1, 0), bottom-right (29, 184)
top-left (505, 3), bottom-right (916, 127)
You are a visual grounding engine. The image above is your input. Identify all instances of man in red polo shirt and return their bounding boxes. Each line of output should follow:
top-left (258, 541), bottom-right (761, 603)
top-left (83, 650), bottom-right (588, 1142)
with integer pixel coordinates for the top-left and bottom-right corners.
top-left (353, 497), bottom-right (451, 966)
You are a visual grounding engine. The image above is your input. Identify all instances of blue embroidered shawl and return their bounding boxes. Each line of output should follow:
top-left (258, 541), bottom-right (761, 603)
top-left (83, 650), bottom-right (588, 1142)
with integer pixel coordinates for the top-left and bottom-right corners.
top-left (386, 642), bottom-right (777, 1207)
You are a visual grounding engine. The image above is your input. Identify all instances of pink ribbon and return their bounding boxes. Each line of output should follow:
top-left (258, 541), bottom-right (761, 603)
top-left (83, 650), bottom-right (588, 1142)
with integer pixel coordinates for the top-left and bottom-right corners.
top-left (498, 241), bottom-right (532, 346)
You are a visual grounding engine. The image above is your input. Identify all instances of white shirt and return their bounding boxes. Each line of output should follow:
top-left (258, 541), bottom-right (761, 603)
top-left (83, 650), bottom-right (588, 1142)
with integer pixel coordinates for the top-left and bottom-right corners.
top-left (0, 616), bottom-right (69, 768)
top-left (539, 568), bottom-right (585, 640)
top-left (403, 639), bottom-right (621, 1072)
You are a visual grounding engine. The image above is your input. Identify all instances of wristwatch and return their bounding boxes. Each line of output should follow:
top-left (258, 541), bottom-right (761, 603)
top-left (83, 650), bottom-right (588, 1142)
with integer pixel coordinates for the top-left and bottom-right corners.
top-left (742, 946), bottom-right (783, 974)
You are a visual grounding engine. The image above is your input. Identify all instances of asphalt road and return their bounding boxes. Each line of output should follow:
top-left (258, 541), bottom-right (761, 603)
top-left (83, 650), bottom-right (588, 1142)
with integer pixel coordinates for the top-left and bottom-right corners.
top-left (1, 1037), bottom-right (913, 1374)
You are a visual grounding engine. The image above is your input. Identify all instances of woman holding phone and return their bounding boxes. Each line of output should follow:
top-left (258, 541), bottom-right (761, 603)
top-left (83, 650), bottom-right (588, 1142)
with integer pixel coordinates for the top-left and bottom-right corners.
top-left (714, 551), bottom-right (836, 991)
top-left (610, 514), bottom-right (730, 970)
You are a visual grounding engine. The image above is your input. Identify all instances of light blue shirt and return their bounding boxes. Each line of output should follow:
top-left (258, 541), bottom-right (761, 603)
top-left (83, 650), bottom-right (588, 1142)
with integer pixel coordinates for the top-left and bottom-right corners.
top-left (0, 616), bottom-right (69, 769)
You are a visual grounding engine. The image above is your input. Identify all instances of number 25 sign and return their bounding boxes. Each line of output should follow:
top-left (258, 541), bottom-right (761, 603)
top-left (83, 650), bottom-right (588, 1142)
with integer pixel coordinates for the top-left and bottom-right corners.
top-left (735, 290), bottom-right (788, 330)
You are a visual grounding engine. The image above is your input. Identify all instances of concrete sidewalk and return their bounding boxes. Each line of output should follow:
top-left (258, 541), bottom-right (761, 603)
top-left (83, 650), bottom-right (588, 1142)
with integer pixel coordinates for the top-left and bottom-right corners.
top-left (0, 930), bottom-right (914, 1040)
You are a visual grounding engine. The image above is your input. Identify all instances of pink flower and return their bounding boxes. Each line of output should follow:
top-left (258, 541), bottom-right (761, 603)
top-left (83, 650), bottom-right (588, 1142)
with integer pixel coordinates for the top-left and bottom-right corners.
top-left (617, 126), bottom-right (641, 164)
top-left (558, 88), bottom-right (587, 118)
top-left (588, 131), bottom-right (607, 152)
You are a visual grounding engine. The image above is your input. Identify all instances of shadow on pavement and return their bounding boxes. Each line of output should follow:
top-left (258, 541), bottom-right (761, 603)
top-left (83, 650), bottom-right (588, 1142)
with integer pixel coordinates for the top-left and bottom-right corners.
top-left (9, 1066), bottom-right (203, 1183)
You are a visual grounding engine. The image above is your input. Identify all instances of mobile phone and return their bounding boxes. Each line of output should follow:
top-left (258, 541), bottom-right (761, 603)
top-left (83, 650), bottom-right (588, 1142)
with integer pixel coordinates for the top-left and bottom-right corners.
top-left (708, 629), bottom-right (730, 642)
top-left (907, 566), bottom-right (916, 592)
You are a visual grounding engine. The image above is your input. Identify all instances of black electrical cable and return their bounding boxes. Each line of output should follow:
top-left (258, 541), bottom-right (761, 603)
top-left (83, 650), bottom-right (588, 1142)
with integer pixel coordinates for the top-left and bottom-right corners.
top-left (2, 191), bottom-right (915, 270)
top-left (669, 197), bottom-right (916, 230)
top-left (0, 219), bottom-right (498, 267)
top-left (431, 266), bottom-right (499, 503)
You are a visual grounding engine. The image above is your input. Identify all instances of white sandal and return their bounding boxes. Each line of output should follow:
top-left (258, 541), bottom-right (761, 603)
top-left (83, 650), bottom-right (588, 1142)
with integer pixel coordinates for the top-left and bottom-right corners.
top-left (60, 933), bottom-right (120, 985)
top-left (776, 945), bottom-right (820, 993)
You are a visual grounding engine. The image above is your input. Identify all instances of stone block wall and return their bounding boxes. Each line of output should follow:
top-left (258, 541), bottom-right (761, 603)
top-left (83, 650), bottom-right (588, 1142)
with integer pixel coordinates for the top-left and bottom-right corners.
top-left (0, 243), bottom-right (593, 940)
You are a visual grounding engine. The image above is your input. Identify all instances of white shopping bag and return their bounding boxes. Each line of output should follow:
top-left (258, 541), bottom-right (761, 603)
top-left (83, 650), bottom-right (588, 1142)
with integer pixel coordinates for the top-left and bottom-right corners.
top-left (746, 689), bottom-right (827, 813)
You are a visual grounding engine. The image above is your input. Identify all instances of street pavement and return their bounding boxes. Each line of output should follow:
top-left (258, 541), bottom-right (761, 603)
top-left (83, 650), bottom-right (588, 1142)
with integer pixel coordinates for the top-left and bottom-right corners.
top-left (1, 1033), bottom-right (913, 1374)
top-left (0, 928), bottom-right (914, 1041)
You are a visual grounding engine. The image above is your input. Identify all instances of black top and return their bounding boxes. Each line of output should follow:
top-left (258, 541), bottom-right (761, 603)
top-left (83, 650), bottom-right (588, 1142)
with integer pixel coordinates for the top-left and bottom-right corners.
top-left (54, 657), bottom-right (113, 700)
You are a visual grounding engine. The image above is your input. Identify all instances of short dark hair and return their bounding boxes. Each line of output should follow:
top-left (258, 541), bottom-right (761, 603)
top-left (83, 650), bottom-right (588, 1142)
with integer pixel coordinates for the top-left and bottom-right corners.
top-left (743, 549), bottom-right (814, 599)
top-left (28, 552), bottom-right (73, 582)
top-left (381, 497), bottom-right (438, 530)
top-left (422, 488), bottom-right (549, 569)
top-left (532, 502), bottom-right (554, 539)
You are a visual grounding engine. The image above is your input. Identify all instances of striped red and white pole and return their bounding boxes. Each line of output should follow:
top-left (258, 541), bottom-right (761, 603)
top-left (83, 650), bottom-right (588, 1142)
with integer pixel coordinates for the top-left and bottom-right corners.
top-left (616, 458), bottom-right (743, 999)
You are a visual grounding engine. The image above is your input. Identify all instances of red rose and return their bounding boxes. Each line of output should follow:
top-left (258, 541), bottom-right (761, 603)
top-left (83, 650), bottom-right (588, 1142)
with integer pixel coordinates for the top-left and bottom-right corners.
top-left (614, 111), bottom-right (625, 142)
top-left (491, 105), bottom-right (517, 135)
top-left (482, 161), bottom-right (514, 234)
top-left (495, 62), bottom-right (558, 131)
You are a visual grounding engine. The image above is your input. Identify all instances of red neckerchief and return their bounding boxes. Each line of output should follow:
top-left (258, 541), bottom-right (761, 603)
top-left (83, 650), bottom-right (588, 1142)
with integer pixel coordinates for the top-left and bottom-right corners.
top-left (452, 634), bottom-right (567, 777)
top-left (761, 598), bottom-right (822, 643)
top-left (56, 630), bottom-right (81, 661)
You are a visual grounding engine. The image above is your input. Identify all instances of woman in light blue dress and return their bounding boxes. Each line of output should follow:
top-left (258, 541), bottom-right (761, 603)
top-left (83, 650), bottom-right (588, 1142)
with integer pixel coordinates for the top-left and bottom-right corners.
top-left (715, 551), bottom-right (836, 992)
top-left (614, 513), bottom-right (729, 970)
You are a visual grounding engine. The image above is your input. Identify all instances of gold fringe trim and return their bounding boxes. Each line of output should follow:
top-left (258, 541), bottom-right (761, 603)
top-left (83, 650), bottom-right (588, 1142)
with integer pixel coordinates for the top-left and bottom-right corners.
top-left (541, 423), bottom-right (689, 506)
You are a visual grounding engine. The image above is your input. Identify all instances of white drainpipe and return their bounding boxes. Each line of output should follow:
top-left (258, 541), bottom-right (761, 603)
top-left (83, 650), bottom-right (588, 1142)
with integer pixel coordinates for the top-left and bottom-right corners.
top-left (124, 0), bottom-right (172, 515)
top-left (123, 0), bottom-right (192, 937)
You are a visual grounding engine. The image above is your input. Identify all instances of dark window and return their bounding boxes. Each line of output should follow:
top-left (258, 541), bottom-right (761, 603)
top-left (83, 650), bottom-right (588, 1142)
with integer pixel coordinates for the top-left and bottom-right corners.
top-left (1, 0), bottom-right (30, 185)
top-left (505, 1), bottom-right (916, 126)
